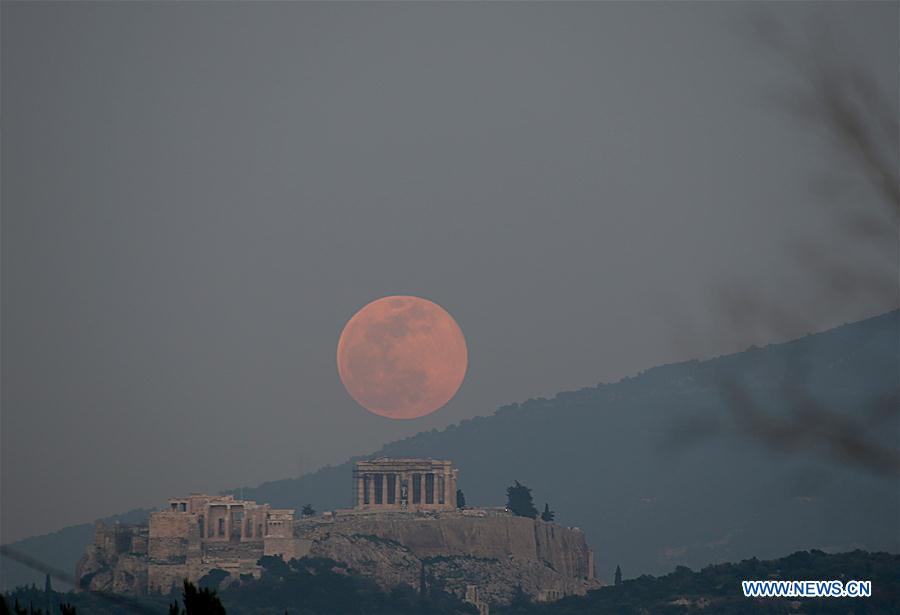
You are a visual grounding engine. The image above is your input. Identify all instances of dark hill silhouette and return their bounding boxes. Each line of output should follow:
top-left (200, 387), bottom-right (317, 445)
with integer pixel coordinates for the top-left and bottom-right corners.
top-left (5, 550), bottom-right (897, 614)
top-left (495, 549), bottom-right (900, 614)
top-left (2, 311), bottom-right (897, 591)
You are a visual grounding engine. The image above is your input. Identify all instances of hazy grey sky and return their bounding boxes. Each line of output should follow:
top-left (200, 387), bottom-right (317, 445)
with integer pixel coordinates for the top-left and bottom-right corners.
top-left (2, 2), bottom-right (896, 543)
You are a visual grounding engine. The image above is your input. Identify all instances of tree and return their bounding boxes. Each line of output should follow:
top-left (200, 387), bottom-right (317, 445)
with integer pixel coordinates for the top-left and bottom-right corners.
top-left (301, 504), bottom-right (316, 517)
top-left (509, 584), bottom-right (531, 608)
top-left (505, 481), bottom-right (538, 519)
top-left (169, 579), bottom-right (227, 615)
top-left (615, 565), bottom-right (622, 586)
top-left (43, 573), bottom-right (53, 615)
top-left (197, 569), bottom-right (229, 590)
top-left (540, 503), bottom-right (555, 522)
top-left (456, 489), bottom-right (466, 509)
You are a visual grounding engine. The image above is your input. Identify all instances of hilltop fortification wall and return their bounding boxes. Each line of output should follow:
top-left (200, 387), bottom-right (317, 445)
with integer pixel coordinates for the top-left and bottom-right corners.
top-left (299, 511), bottom-right (594, 579)
top-left (290, 510), bottom-right (598, 605)
top-left (76, 509), bottom-right (598, 606)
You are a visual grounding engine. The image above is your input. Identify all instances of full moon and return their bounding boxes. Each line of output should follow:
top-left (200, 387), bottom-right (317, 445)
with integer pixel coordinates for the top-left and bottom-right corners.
top-left (337, 296), bottom-right (468, 420)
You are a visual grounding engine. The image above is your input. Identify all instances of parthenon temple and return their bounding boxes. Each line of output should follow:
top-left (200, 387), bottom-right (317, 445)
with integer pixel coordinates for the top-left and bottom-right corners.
top-left (353, 458), bottom-right (459, 511)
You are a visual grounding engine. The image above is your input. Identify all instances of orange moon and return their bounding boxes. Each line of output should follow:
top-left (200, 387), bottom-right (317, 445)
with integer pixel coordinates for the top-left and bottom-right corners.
top-left (337, 296), bottom-right (468, 420)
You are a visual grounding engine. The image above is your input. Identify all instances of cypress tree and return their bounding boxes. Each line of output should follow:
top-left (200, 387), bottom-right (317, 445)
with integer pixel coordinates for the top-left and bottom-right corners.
top-left (540, 503), bottom-right (555, 522)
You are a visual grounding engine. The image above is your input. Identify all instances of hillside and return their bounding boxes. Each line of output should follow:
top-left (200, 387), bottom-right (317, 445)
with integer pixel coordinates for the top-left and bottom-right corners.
top-left (4, 549), bottom-right (898, 614)
top-left (2, 311), bottom-right (897, 591)
top-left (495, 549), bottom-right (900, 614)
top-left (231, 310), bottom-right (900, 580)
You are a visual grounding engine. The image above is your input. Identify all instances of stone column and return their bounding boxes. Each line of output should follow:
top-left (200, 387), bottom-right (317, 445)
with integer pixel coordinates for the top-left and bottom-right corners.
top-left (400, 473), bottom-right (409, 509)
top-left (357, 474), bottom-right (365, 508)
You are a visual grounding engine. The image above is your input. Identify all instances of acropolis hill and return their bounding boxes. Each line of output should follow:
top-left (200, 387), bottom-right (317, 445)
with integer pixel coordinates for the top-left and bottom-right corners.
top-left (76, 458), bottom-right (599, 607)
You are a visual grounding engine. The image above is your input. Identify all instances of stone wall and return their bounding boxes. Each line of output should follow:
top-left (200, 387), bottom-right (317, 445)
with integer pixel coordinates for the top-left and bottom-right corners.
top-left (77, 505), bottom-right (598, 609)
top-left (534, 519), bottom-right (594, 579)
top-left (147, 563), bottom-right (189, 595)
top-left (290, 510), bottom-right (599, 606)
top-left (303, 511), bottom-right (594, 580)
top-left (149, 513), bottom-right (191, 564)
top-left (75, 522), bottom-right (149, 595)
top-left (264, 536), bottom-right (311, 561)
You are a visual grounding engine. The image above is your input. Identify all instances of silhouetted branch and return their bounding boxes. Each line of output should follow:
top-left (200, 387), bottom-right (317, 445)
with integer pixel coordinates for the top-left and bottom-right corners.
top-left (668, 12), bottom-right (898, 478)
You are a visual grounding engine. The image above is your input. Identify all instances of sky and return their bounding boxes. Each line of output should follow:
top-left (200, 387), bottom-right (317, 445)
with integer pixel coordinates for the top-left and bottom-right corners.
top-left (2, 1), bottom-right (897, 543)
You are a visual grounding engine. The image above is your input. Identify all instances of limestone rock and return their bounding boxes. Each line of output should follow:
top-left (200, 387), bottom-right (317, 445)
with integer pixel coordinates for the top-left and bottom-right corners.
top-left (76, 509), bottom-right (600, 609)
top-left (75, 522), bottom-right (149, 594)
top-left (294, 511), bottom-right (600, 606)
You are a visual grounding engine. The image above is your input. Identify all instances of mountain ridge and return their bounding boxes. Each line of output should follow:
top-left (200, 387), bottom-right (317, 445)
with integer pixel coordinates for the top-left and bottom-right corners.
top-left (2, 310), bottom-right (897, 591)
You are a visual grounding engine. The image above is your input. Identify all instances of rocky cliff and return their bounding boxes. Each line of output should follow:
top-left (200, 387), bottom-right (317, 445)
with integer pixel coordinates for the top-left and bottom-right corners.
top-left (75, 522), bottom-right (148, 595)
top-left (76, 509), bottom-right (599, 607)
top-left (290, 510), bottom-right (599, 605)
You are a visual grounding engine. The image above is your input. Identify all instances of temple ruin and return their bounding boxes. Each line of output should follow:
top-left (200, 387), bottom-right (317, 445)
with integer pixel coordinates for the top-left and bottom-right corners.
top-left (77, 494), bottom-right (295, 595)
top-left (353, 458), bottom-right (458, 511)
top-left (77, 458), bottom-right (599, 608)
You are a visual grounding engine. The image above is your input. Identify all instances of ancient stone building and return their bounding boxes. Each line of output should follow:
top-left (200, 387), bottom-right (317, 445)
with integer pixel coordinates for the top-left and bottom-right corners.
top-left (354, 458), bottom-right (458, 511)
top-left (77, 458), bottom-right (599, 609)
top-left (145, 494), bottom-right (295, 593)
top-left (77, 494), bottom-right (294, 595)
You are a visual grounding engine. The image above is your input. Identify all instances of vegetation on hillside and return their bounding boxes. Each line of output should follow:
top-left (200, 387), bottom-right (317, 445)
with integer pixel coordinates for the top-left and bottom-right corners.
top-left (505, 481), bottom-right (538, 519)
top-left (168, 579), bottom-right (226, 615)
top-left (540, 504), bottom-right (555, 522)
top-left (496, 550), bottom-right (900, 615)
top-left (3, 550), bottom-right (896, 615)
top-left (1, 555), bottom-right (476, 615)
